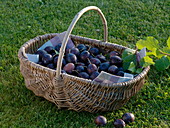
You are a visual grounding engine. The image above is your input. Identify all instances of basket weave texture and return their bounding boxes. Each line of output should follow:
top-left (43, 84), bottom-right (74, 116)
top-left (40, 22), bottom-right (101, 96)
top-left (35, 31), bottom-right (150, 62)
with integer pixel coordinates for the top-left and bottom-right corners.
top-left (18, 6), bottom-right (150, 113)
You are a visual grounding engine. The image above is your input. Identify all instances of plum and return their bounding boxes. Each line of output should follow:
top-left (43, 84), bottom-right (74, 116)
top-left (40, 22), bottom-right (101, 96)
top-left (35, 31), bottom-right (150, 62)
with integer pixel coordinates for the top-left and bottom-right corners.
top-left (89, 47), bottom-right (99, 55)
top-left (63, 63), bottom-right (75, 74)
top-left (65, 53), bottom-right (77, 63)
top-left (96, 54), bottom-right (106, 62)
top-left (118, 67), bottom-right (124, 71)
top-left (42, 53), bottom-right (53, 65)
top-left (90, 71), bottom-right (99, 80)
top-left (109, 51), bottom-right (120, 58)
top-left (87, 64), bottom-right (98, 74)
top-left (122, 113), bottom-right (135, 124)
top-left (94, 115), bottom-right (107, 126)
top-left (37, 61), bottom-right (45, 66)
top-left (47, 63), bottom-right (55, 69)
top-left (90, 58), bottom-right (101, 66)
top-left (110, 56), bottom-right (123, 66)
top-left (70, 47), bottom-right (80, 56)
top-left (113, 119), bottom-right (125, 128)
top-left (53, 56), bottom-right (66, 67)
top-left (80, 51), bottom-right (90, 61)
top-left (55, 43), bottom-right (62, 52)
top-left (76, 65), bottom-right (85, 72)
top-left (116, 71), bottom-right (124, 77)
top-left (77, 44), bottom-right (87, 51)
top-left (44, 46), bottom-right (55, 54)
top-left (89, 55), bottom-right (94, 59)
top-left (99, 62), bottom-right (110, 71)
top-left (35, 50), bottom-right (47, 61)
top-left (108, 65), bottom-right (119, 74)
top-left (76, 62), bottom-right (85, 66)
top-left (78, 72), bottom-right (89, 79)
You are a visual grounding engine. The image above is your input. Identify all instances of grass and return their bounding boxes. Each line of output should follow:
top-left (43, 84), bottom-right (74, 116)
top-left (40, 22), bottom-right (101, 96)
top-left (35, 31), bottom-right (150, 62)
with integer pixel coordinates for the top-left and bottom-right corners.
top-left (0, 0), bottom-right (169, 127)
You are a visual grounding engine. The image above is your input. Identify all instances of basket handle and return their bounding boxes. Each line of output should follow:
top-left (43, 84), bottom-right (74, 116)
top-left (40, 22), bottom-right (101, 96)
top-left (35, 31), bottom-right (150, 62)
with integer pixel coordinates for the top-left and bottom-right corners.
top-left (56, 6), bottom-right (108, 78)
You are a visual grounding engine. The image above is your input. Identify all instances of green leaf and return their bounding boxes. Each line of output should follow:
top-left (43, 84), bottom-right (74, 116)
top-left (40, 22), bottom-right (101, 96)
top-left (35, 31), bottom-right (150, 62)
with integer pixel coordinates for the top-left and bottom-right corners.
top-left (136, 68), bottom-right (143, 74)
top-left (155, 56), bottom-right (170, 71)
top-left (122, 54), bottom-right (136, 70)
top-left (136, 37), bottom-right (159, 57)
top-left (122, 48), bottom-right (135, 59)
top-left (167, 37), bottom-right (170, 48)
top-left (140, 56), bottom-right (155, 67)
top-left (146, 48), bottom-right (157, 56)
top-left (156, 50), bottom-right (165, 59)
top-left (128, 62), bottom-right (136, 73)
top-left (123, 62), bottom-right (131, 71)
top-left (123, 54), bottom-right (136, 62)
top-left (162, 47), bottom-right (170, 54)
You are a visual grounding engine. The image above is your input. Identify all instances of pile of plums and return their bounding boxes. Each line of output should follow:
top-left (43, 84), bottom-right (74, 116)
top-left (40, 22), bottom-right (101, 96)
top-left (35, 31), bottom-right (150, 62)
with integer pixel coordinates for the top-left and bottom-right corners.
top-left (94, 113), bottom-right (135, 127)
top-left (35, 43), bottom-right (125, 80)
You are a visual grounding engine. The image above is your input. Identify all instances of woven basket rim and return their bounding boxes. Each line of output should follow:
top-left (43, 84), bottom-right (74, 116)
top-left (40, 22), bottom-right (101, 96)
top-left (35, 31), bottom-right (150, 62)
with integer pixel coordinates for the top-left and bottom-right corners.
top-left (18, 33), bottom-right (150, 88)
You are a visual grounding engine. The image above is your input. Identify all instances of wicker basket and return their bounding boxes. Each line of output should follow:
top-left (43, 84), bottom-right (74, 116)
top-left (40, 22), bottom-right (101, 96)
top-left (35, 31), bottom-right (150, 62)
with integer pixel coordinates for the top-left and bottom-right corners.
top-left (18, 6), bottom-right (150, 113)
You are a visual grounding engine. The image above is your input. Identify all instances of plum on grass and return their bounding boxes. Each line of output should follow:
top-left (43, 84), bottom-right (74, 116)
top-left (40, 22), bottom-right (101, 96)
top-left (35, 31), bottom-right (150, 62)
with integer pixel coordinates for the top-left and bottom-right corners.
top-left (94, 115), bottom-right (107, 126)
top-left (113, 119), bottom-right (125, 128)
top-left (78, 72), bottom-right (89, 79)
top-left (108, 65), bottom-right (119, 74)
top-left (87, 64), bottom-right (98, 74)
top-left (99, 62), bottom-right (110, 71)
top-left (63, 63), bottom-right (75, 74)
top-left (122, 113), bottom-right (135, 124)
top-left (110, 56), bottom-right (123, 66)
top-left (65, 53), bottom-right (77, 63)
top-left (42, 54), bottom-right (53, 65)
top-left (90, 71), bottom-right (99, 80)
top-left (89, 47), bottom-right (99, 55)
top-left (80, 51), bottom-right (90, 61)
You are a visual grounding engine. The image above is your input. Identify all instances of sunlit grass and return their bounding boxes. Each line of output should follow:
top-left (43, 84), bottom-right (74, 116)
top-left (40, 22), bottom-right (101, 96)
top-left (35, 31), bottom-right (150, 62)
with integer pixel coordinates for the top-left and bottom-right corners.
top-left (0, 0), bottom-right (169, 127)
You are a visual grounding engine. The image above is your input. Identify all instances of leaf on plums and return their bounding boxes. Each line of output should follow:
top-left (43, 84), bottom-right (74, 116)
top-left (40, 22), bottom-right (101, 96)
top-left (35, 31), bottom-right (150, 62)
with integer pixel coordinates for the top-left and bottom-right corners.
top-left (122, 48), bottom-right (135, 59)
top-left (155, 56), bottom-right (170, 71)
top-left (123, 54), bottom-right (135, 70)
top-left (122, 54), bottom-right (136, 70)
top-left (128, 62), bottom-right (136, 73)
top-left (136, 68), bottom-right (143, 74)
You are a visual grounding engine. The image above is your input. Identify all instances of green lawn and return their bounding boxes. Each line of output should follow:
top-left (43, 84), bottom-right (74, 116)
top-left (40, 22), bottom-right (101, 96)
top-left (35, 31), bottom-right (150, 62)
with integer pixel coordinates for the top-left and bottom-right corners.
top-left (0, 0), bottom-right (169, 127)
